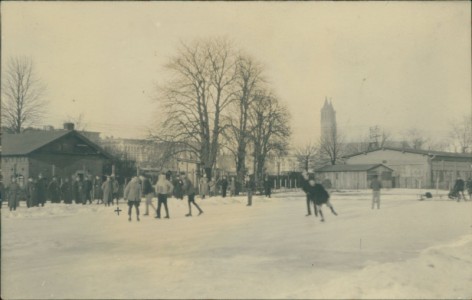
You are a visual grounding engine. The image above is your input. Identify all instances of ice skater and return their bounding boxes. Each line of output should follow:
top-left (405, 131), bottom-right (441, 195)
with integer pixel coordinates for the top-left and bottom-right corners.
top-left (155, 173), bottom-right (173, 219)
top-left (124, 176), bottom-right (142, 222)
top-left (141, 175), bottom-right (156, 216)
top-left (307, 177), bottom-right (337, 222)
top-left (370, 174), bottom-right (382, 209)
top-left (182, 173), bottom-right (203, 217)
top-left (301, 171), bottom-right (318, 217)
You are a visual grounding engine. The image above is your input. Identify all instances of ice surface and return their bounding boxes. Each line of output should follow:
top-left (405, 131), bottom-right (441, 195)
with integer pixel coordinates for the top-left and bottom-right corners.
top-left (2, 189), bottom-right (471, 299)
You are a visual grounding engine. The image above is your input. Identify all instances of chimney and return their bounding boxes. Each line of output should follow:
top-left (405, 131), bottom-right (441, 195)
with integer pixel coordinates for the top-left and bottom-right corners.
top-left (63, 123), bottom-right (75, 130)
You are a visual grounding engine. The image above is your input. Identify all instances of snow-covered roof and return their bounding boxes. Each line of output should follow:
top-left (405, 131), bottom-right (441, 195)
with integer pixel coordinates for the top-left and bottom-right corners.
top-left (315, 163), bottom-right (393, 172)
top-left (343, 147), bottom-right (472, 159)
top-left (2, 130), bottom-right (114, 159)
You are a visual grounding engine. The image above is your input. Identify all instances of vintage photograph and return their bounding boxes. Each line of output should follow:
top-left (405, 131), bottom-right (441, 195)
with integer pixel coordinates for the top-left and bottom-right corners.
top-left (1, 1), bottom-right (471, 299)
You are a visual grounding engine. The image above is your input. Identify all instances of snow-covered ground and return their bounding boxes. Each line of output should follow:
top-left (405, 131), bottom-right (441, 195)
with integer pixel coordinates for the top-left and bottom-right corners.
top-left (2, 189), bottom-right (472, 299)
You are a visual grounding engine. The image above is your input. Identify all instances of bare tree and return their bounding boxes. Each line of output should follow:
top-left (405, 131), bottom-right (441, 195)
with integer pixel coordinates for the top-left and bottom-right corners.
top-left (401, 128), bottom-right (429, 150)
top-left (1, 57), bottom-right (48, 133)
top-left (295, 142), bottom-right (318, 172)
top-left (223, 54), bottom-right (264, 193)
top-left (319, 125), bottom-right (345, 165)
top-left (249, 91), bottom-right (291, 184)
top-left (154, 38), bottom-right (238, 178)
top-left (449, 114), bottom-right (472, 153)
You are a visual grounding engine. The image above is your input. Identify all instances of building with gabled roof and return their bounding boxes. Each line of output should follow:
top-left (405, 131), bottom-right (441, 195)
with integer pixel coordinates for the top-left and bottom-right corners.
top-left (343, 147), bottom-right (472, 189)
top-left (1, 124), bottom-right (114, 186)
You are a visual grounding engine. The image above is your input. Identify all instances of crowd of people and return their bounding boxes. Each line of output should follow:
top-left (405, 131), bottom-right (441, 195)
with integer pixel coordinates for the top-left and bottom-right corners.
top-left (2, 170), bottom-right (471, 223)
top-left (1, 173), bottom-right (123, 211)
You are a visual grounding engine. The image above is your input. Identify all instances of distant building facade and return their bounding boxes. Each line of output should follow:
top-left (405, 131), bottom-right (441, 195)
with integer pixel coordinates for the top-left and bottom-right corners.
top-left (344, 147), bottom-right (472, 189)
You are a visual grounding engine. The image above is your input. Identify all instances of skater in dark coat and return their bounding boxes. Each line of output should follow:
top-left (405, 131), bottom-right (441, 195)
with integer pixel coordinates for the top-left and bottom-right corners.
top-left (220, 176), bottom-right (228, 198)
top-left (183, 174), bottom-right (203, 217)
top-left (306, 178), bottom-right (337, 222)
top-left (301, 171), bottom-right (318, 217)
top-left (453, 177), bottom-right (466, 201)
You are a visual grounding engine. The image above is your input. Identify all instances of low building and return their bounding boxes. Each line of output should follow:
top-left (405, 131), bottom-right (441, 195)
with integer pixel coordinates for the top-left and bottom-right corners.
top-left (315, 164), bottom-right (393, 189)
top-left (2, 125), bottom-right (114, 187)
top-left (344, 147), bottom-right (472, 189)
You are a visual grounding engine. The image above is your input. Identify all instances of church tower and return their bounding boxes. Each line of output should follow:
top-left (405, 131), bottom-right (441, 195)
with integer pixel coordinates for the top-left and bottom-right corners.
top-left (320, 97), bottom-right (337, 140)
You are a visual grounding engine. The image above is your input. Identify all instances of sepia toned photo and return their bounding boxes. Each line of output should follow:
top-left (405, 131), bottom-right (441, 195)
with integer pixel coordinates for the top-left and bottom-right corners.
top-left (1, 1), bottom-right (471, 299)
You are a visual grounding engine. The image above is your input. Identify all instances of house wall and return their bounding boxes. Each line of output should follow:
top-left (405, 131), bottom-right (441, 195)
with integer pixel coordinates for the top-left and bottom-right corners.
top-left (431, 159), bottom-right (472, 190)
top-left (346, 149), bottom-right (472, 189)
top-left (317, 166), bottom-right (393, 190)
top-left (1, 156), bottom-right (30, 187)
top-left (29, 154), bottom-right (106, 181)
top-left (346, 150), bottom-right (430, 188)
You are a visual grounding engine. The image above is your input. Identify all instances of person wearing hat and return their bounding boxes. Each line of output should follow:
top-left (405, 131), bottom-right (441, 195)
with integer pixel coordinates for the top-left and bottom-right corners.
top-left (101, 175), bottom-right (114, 206)
top-left (301, 170), bottom-right (318, 217)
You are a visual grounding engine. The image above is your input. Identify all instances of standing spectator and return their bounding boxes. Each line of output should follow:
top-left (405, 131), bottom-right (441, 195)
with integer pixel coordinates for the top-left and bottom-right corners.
top-left (220, 176), bottom-right (228, 198)
top-left (102, 176), bottom-right (114, 206)
top-left (199, 174), bottom-right (209, 199)
top-left (112, 176), bottom-right (120, 205)
top-left (209, 178), bottom-right (217, 197)
top-left (8, 177), bottom-right (21, 211)
top-left (245, 174), bottom-right (255, 206)
top-left (73, 176), bottom-right (85, 205)
top-left (370, 174), bottom-right (382, 209)
top-left (61, 178), bottom-right (72, 204)
top-left (182, 173), bottom-right (203, 217)
top-left (83, 175), bottom-right (93, 204)
top-left (307, 178), bottom-right (337, 222)
top-left (142, 175), bottom-right (156, 216)
top-left (173, 175), bottom-right (184, 200)
top-left (92, 175), bottom-right (103, 204)
top-left (230, 177), bottom-right (236, 197)
top-left (124, 176), bottom-right (142, 222)
top-left (155, 173), bottom-right (173, 219)
top-left (48, 177), bottom-right (61, 203)
top-left (263, 176), bottom-right (272, 198)
top-left (25, 177), bottom-right (37, 208)
top-left (453, 176), bottom-right (466, 201)
top-left (466, 177), bottom-right (472, 200)
top-left (36, 173), bottom-right (47, 207)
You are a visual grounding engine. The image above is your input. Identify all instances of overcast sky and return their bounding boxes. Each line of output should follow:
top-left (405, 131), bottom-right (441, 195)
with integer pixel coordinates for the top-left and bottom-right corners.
top-left (2, 1), bottom-right (471, 147)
